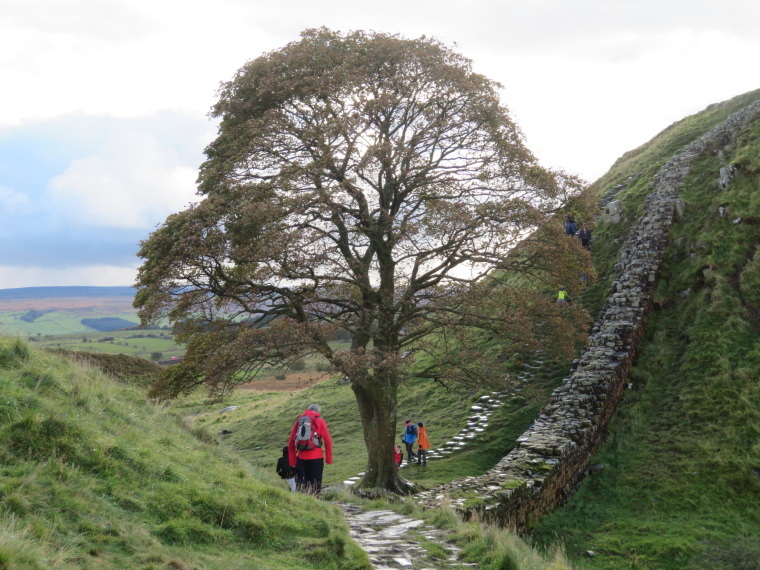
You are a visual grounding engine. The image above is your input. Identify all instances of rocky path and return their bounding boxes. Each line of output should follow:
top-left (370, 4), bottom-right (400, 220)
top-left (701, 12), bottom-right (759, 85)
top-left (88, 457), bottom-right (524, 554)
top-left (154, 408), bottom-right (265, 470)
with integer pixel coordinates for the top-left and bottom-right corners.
top-left (343, 379), bottom-right (542, 486)
top-left (337, 359), bottom-right (551, 567)
top-left (339, 503), bottom-right (477, 569)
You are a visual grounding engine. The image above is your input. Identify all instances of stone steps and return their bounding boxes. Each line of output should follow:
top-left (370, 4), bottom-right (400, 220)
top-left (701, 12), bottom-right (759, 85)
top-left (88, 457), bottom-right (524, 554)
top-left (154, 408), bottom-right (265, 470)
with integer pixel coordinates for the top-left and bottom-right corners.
top-left (344, 360), bottom-right (550, 485)
top-left (412, 99), bottom-right (760, 530)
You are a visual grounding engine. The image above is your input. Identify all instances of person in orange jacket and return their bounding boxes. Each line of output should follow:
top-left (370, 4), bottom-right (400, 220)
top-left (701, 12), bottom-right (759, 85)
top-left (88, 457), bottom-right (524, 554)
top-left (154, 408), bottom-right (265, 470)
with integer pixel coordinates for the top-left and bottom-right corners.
top-left (288, 404), bottom-right (333, 495)
top-left (416, 422), bottom-right (430, 466)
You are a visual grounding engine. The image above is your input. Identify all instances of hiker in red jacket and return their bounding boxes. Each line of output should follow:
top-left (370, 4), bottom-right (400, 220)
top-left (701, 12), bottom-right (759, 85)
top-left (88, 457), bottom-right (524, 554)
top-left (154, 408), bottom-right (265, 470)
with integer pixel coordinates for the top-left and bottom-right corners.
top-left (288, 404), bottom-right (333, 495)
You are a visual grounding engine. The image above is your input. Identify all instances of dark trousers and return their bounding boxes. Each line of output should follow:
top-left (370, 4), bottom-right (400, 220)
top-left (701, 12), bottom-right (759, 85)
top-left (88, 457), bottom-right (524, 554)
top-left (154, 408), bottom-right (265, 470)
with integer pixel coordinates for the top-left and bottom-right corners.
top-left (296, 457), bottom-right (324, 495)
top-left (404, 442), bottom-right (416, 463)
top-left (417, 449), bottom-right (427, 465)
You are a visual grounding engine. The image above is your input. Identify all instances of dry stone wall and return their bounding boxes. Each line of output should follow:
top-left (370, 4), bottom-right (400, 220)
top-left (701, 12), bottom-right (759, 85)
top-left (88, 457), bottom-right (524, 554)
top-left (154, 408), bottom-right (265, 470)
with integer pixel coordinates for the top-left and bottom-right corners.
top-left (415, 99), bottom-right (760, 532)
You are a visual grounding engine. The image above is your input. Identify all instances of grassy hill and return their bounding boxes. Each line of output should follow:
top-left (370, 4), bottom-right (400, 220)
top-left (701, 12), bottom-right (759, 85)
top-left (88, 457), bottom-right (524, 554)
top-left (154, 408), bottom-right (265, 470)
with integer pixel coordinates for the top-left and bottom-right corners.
top-left (0, 336), bottom-right (368, 569)
top-left (7, 94), bottom-right (758, 568)
top-left (531, 90), bottom-right (760, 568)
top-left (173, 360), bottom-right (568, 491)
top-left (0, 286), bottom-right (146, 339)
top-left (0, 334), bottom-right (580, 569)
top-left (33, 329), bottom-right (185, 361)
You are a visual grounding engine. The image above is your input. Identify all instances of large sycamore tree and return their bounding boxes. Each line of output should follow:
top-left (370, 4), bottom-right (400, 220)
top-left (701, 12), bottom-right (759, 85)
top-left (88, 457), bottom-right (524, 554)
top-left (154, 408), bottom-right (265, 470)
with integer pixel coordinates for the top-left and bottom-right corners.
top-left (135, 29), bottom-right (589, 493)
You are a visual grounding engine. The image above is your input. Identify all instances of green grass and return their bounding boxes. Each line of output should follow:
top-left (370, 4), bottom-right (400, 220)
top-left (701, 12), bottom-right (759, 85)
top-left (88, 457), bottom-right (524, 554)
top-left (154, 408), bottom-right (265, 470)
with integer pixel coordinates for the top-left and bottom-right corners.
top-left (0, 336), bottom-right (369, 569)
top-left (174, 357), bottom-right (568, 491)
top-left (0, 312), bottom-right (141, 336)
top-left (28, 329), bottom-right (185, 361)
top-left (0, 334), bottom-right (577, 568)
top-left (531, 92), bottom-right (760, 569)
top-left (581, 87), bottom-right (760, 319)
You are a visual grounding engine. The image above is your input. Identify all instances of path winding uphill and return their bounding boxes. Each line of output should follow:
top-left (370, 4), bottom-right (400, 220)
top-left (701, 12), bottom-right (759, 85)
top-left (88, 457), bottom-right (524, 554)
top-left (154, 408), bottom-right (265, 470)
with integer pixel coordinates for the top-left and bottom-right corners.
top-left (342, 390), bottom-right (513, 488)
top-left (338, 365), bottom-right (550, 567)
top-left (414, 98), bottom-right (760, 532)
top-left (341, 96), bottom-right (760, 564)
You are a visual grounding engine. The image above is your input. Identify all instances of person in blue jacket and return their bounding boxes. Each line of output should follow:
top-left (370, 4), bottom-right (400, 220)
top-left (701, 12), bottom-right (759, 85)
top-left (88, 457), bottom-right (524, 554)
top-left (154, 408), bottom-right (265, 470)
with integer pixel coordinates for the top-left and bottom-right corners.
top-left (402, 419), bottom-right (418, 464)
top-left (564, 214), bottom-right (577, 237)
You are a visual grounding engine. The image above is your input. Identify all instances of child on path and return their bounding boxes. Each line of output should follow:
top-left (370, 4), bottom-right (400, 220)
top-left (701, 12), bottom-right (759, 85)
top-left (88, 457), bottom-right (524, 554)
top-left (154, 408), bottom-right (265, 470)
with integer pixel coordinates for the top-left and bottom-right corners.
top-left (394, 445), bottom-right (403, 470)
top-left (416, 422), bottom-right (430, 466)
top-left (276, 446), bottom-right (297, 491)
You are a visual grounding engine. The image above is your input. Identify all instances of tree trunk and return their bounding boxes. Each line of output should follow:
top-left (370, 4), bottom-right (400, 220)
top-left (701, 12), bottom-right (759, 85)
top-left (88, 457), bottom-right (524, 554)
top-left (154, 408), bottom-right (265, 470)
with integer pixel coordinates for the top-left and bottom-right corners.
top-left (352, 375), bottom-right (414, 494)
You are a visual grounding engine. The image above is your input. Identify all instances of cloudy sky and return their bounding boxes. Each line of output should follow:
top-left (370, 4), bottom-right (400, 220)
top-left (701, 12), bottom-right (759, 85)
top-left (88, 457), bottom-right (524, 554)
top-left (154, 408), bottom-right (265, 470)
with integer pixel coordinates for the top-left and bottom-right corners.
top-left (1, 0), bottom-right (759, 289)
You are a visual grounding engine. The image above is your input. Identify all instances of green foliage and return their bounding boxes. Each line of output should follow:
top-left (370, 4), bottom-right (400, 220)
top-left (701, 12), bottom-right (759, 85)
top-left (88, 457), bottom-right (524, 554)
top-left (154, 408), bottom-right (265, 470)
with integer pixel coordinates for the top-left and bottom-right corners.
top-left (19, 309), bottom-right (51, 323)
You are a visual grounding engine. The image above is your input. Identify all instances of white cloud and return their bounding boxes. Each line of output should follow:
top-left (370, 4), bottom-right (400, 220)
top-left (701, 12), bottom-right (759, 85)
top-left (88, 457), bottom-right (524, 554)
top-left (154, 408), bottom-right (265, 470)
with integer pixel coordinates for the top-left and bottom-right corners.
top-left (0, 185), bottom-right (32, 214)
top-left (2, 0), bottom-right (760, 287)
top-left (0, 0), bottom-right (152, 41)
top-left (46, 124), bottom-right (199, 229)
top-left (0, 264), bottom-right (138, 289)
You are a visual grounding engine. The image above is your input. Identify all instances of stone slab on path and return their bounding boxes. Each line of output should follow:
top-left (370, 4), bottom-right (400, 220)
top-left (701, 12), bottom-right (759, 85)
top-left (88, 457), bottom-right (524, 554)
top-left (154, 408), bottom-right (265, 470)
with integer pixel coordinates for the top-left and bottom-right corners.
top-left (339, 504), bottom-right (478, 569)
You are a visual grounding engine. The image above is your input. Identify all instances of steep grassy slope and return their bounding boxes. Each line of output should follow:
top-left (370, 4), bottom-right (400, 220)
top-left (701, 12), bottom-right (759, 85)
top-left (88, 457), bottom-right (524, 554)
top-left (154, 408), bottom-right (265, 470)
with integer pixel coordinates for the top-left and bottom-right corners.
top-left (0, 337), bottom-right (368, 569)
top-left (176, 365), bottom-right (567, 490)
top-left (44, 349), bottom-right (163, 386)
top-left (175, 370), bottom-right (579, 569)
top-left (532, 91), bottom-right (760, 568)
top-left (581, 87), bottom-right (760, 317)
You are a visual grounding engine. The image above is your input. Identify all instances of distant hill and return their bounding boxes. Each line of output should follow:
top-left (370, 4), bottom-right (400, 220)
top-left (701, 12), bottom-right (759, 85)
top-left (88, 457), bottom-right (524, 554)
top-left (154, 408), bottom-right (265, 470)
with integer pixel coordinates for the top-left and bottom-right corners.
top-left (0, 287), bottom-right (140, 336)
top-left (0, 286), bottom-right (134, 300)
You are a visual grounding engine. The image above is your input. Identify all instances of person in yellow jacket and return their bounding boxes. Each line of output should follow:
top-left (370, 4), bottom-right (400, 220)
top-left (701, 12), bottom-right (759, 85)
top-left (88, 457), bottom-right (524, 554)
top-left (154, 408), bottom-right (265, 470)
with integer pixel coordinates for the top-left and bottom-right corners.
top-left (416, 422), bottom-right (430, 466)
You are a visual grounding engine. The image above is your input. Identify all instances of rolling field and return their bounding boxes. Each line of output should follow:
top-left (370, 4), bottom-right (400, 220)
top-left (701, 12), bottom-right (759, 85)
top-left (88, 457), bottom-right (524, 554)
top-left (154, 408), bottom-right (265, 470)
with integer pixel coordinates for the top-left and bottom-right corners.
top-left (0, 290), bottom-right (184, 360)
top-left (31, 329), bottom-right (185, 360)
top-left (0, 293), bottom-right (140, 335)
top-left (0, 310), bottom-right (141, 335)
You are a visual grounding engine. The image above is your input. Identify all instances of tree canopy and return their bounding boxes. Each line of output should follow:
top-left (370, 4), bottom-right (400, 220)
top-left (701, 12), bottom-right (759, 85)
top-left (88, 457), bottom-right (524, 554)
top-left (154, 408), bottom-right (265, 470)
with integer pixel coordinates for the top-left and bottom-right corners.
top-left (134, 29), bottom-right (591, 491)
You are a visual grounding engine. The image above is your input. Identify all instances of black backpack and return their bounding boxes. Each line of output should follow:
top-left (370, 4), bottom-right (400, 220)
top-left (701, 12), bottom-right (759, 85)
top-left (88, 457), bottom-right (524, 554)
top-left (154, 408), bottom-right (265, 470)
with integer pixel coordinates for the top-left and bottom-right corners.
top-left (294, 414), bottom-right (322, 451)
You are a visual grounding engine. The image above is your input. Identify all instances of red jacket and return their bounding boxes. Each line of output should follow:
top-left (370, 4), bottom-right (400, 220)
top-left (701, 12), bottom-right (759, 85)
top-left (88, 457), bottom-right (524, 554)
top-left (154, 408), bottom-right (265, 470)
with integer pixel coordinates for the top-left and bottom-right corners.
top-left (288, 409), bottom-right (333, 467)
